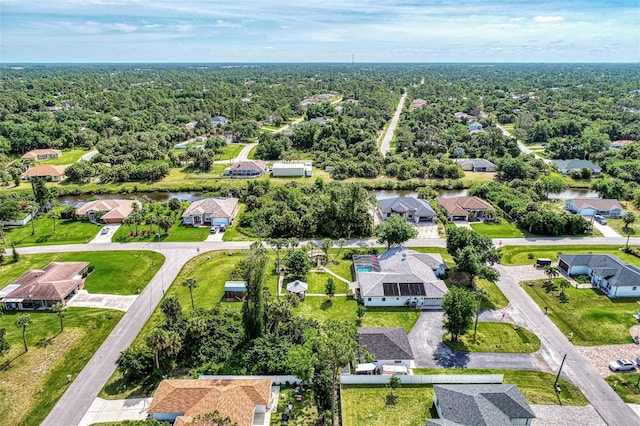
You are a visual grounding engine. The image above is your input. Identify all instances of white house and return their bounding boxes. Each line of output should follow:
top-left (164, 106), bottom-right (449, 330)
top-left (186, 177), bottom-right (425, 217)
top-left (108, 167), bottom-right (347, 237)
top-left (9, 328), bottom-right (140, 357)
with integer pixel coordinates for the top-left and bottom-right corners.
top-left (565, 198), bottom-right (623, 218)
top-left (358, 327), bottom-right (415, 370)
top-left (558, 254), bottom-right (640, 298)
top-left (351, 247), bottom-right (447, 307)
top-left (182, 197), bottom-right (239, 227)
top-left (271, 162), bottom-right (312, 177)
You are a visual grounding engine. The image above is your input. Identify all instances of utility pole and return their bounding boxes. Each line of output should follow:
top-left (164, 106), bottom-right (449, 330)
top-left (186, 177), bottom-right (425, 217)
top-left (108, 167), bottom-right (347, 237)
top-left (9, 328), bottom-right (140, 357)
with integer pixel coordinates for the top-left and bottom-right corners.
top-left (554, 353), bottom-right (567, 393)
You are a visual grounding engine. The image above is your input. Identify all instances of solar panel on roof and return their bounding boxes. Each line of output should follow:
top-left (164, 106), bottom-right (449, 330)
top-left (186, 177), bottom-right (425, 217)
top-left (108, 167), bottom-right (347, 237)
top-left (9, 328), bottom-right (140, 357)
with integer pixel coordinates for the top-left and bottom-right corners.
top-left (383, 283), bottom-right (399, 296)
top-left (399, 283), bottom-right (426, 296)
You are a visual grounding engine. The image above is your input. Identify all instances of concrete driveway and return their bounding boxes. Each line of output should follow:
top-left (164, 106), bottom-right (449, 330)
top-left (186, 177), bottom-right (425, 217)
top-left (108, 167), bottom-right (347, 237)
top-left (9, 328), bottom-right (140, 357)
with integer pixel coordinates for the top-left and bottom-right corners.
top-left (414, 223), bottom-right (439, 239)
top-left (78, 397), bottom-right (151, 426)
top-left (89, 224), bottom-right (121, 243)
top-left (592, 220), bottom-right (621, 238)
top-left (206, 230), bottom-right (224, 241)
top-left (67, 290), bottom-right (138, 311)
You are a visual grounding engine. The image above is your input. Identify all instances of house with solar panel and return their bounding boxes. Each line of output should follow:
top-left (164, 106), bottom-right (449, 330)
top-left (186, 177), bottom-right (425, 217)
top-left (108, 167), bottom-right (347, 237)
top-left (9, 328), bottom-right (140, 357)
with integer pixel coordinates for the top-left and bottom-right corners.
top-left (351, 246), bottom-right (448, 307)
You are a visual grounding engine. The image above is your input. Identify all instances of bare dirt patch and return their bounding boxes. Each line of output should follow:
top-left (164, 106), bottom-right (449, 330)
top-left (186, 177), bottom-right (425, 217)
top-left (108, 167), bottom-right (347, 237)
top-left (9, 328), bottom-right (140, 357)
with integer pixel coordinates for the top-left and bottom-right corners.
top-left (0, 329), bottom-right (82, 425)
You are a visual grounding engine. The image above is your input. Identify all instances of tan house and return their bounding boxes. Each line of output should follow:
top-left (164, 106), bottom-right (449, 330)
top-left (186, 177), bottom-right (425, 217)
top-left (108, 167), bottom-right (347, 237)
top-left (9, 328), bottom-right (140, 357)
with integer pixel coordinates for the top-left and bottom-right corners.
top-left (21, 148), bottom-right (62, 163)
top-left (147, 378), bottom-right (274, 426)
top-left (182, 197), bottom-right (239, 227)
top-left (455, 159), bottom-right (497, 173)
top-left (21, 165), bottom-right (66, 181)
top-left (436, 196), bottom-right (495, 221)
top-left (0, 262), bottom-right (89, 310)
top-left (76, 199), bottom-right (137, 224)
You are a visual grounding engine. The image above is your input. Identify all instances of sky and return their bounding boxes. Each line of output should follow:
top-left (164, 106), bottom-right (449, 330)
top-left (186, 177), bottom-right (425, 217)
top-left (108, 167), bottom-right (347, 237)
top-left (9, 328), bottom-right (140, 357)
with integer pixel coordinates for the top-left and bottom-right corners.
top-left (0, 0), bottom-right (638, 63)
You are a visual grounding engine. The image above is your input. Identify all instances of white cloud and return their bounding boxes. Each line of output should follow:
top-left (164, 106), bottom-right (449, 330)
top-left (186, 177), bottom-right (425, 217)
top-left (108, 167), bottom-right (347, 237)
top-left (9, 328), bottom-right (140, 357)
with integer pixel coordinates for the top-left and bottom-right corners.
top-left (534, 16), bottom-right (564, 22)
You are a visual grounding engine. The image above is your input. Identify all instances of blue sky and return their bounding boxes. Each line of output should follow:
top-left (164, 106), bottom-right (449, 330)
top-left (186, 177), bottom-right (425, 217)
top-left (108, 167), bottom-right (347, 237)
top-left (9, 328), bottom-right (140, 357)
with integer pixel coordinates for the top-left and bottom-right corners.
top-left (1, 0), bottom-right (638, 63)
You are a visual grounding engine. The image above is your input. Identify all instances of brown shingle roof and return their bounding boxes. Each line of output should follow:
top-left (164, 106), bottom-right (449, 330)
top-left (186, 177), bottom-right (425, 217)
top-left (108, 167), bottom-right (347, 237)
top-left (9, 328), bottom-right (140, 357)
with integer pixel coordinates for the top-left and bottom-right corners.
top-left (22, 165), bottom-right (66, 177)
top-left (4, 262), bottom-right (88, 302)
top-left (571, 198), bottom-right (623, 212)
top-left (182, 198), bottom-right (239, 219)
top-left (148, 379), bottom-right (272, 426)
top-left (76, 199), bottom-right (136, 220)
top-left (436, 196), bottom-right (494, 216)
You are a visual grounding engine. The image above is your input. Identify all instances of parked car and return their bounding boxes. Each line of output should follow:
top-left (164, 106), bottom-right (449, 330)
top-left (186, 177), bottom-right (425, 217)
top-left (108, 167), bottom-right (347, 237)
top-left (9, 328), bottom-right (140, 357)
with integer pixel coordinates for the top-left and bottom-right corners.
top-left (210, 226), bottom-right (218, 234)
top-left (636, 356), bottom-right (640, 366)
top-left (609, 359), bottom-right (636, 372)
top-left (594, 215), bottom-right (607, 225)
top-left (100, 227), bottom-right (109, 235)
top-left (218, 224), bottom-right (226, 232)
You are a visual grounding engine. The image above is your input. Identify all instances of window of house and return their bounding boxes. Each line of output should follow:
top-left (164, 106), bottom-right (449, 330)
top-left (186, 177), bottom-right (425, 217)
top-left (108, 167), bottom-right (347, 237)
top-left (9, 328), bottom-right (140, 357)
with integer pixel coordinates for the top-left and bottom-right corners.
top-left (381, 298), bottom-right (386, 301)
top-left (367, 298), bottom-right (371, 302)
top-left (633, 286), bottom-right (637, 291)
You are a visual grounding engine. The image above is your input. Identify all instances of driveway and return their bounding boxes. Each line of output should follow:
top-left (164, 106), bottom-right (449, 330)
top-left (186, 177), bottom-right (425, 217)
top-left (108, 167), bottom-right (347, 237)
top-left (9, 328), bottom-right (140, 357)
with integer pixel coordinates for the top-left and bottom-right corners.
top-left (592, 220), bottom-right (622, 238)
top-left (408, 309), bottom-right (539, 370)
top-left (79, 149), bottom-right (99, 162)
top-left (78, 397), bottom-right (151, 426)
top-left (89, 223), bottom-right (121, 243)
top-left (206, 230), bottom-right (224, 241)
top-left (452, 220), bottom-right (472, 229)
top-left (414, 222), bottom-right (439, 239)
top-left (67, 290), bottom-right (138, 311)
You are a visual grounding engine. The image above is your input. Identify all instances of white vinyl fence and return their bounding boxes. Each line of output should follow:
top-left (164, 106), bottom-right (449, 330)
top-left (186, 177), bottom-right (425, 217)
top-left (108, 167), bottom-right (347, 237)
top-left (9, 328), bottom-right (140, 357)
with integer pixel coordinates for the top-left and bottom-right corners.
top-left (339, 374), bottom-right (504, 385)
top-left (199, 375), bottom-right (302, 385)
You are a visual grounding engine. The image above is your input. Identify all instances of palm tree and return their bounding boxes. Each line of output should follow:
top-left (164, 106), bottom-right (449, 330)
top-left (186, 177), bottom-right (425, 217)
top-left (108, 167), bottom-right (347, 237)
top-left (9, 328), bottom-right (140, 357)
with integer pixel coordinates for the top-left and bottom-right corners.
top-left (15, 313), bottom-right (32, 352)
top-left (145, 327), bottom-right (169, 369)
top-left (543, 265), bottom-right (560, 284)
top-left (52, 302), bottom-right (66, 333)
top-left (27, 202), bottom-right (39, 235)
top-left (47, 209), bottom-right (61, 233)
top-left (473, 288), bottom-right (490, 342)
top-left (122, 216), bottom-right (133, 235)
top-left (623, 211), bottom-right (636, 230)
top-left (182, 277), bottom-right (198, 310)
top-left (559, 279), bottom-right (570, 297)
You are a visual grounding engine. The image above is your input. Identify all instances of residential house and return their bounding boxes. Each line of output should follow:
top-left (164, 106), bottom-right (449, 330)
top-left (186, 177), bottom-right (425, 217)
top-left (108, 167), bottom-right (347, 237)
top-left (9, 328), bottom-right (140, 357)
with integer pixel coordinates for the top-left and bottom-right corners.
top-left (610, 140), bottom-right (633, 150)
top-left (272, 162), bottom-right (312, 177)
top-left (147, 378), bottom-right (274, 426)
top-left (351, 247), bottom-right (447, 307)
top-left (412, 99), bottom-right (428, 109)
top-left (309, 117), bottom-right (329, 125)
top-left (454, 112), bottom-right (475, 122)
top-left (182, 197), bottom-right (239, 227)
top-left (455, 159), bottom-right (497, 173)
top-left (436, 196), bottom-right (495, 221)
top-left (552, 159), bottom-right (601, 175)
top-left (0, 262), bottom-right (89, 310)
top-left (558, 254), bottom-right (640, 298)
top-left (224, 281), bottom-right (247, 300)
top-left (358, 327), bottom-right (415, 370)
top-left (76, 199), bottom-right (137, 223)
top-left (21, 148), bottom-right (62, 163)
top-left (428, 384), bottom-right (535, 426)
top-left (211, 116), bottom-right (229, 126)
top-left (377, 196), bottom-right (436, 223)
top-left (224, 161), bottom-right (267, 178)
top-left (21, 165), bottom-right (66, 181)
top-left (565, 198), bottom-right (623, 218)
top-left (468, 122), bottom-right (483, 132)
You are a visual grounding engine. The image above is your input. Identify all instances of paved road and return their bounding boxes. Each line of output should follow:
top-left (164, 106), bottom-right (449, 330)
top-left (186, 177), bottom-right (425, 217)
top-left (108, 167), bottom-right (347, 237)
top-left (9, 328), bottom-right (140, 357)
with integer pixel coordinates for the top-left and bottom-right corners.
top-left (494, 265), bottom-right (639, 426)
top-left (379, 91), bottom-right (407, 155)
top-left (78, 149), bottom-right (99, 162)
top-left (213, 142), bottom-right (258, 165)
top-left (494, 122), bottom-right (552, 164)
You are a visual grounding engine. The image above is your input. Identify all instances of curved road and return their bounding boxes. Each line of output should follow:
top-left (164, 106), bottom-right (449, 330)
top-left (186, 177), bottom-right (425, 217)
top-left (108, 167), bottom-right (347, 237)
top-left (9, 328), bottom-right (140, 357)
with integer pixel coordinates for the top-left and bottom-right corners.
top-left (31, 236), bottom-right (640, 425)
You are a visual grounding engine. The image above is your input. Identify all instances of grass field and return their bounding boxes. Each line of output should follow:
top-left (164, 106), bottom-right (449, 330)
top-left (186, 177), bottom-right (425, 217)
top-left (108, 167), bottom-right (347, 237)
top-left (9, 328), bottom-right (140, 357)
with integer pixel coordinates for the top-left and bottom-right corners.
top-left (522, 278), bottom-right (638, 345)
top-left (470, 220), bottom-right (523, 238)
top-left (112, 215), bottom-right (210, 243)
top-left (0, 251), bottom-right (163, 295)
top-left (499, 245), bottom-right (640, 266)
top-left (606, 373), bottom-right (640, 404)
top-left (445, 270), bottom-right (508, 311)
top-left (6, 216), bottom-right (102, 246)
top-left (341, 385), bottom-right (436, 426)
top-left (306, 270), bottom-right (350, 294)
top-left (0, 308), bottom-right (124, 426)
top-left (38, 149), bottom-right (90, 165)
top-left (216, 144), bottom-right (244, 161)
top-left (412, 369), bottom-right (587, 406)
top-left (443, 322), bottom-right (541, 353)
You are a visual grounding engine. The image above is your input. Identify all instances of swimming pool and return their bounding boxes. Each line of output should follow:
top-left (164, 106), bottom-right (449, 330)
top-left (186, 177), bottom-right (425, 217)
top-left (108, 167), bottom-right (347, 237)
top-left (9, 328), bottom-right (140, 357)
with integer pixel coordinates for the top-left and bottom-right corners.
top-left (356, 265), bottom-right (372, 273)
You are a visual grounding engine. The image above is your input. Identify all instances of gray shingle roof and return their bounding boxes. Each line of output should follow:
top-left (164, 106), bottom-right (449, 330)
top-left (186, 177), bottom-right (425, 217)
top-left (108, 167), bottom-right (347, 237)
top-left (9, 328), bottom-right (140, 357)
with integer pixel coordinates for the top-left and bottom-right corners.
top-left (553, 159), bottom-right (601, 173)
top-left (434, 384), bottom-right (535, 426)
top-left (358, 327), bottom-right (414, 360)
top-left (378, 197), bottom-right (436, 218)
top-left (456, 159), bottom-right (496, 169)
top-left (558, 254), bottom-right (640, 287)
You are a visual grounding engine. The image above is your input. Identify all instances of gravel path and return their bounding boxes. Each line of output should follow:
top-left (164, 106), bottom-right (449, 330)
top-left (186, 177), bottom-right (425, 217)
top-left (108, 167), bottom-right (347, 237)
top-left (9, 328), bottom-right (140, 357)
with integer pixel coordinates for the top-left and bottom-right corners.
top-left (531, 405), bottom-right (607, 426)
top-left (576, 344), bottom-right (640, 377)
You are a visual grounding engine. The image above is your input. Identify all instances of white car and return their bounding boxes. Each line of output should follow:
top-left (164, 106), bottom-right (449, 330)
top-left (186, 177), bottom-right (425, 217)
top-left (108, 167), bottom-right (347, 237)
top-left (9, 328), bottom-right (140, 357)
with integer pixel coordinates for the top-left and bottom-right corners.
top-left (608, 359), bottom-right (636, 372)
top-left (100, 227), bottom-right (109, 235)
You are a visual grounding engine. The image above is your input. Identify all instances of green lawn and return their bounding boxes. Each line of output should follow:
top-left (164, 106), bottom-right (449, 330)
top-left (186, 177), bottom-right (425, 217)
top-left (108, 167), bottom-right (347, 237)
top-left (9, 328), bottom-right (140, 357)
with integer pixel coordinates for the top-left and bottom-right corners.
top-left (522, 278), bottom-right (638, 345)
top-left (0, 251), bottom-right (163, 295)
top-left (39, 149), bottom-right (90, 165)
top-left (443, 322), bottom-right (541, 353)
top-left (269, 386), bottom-right (319, 425)
top-left (499, 245), bottom-right (640, 266)
top-left (293, 295), bottom-right (358, 323)
top-left (470, 220), bottom-right (523, 238)
top-left (476, 278), bottom-right (509, 310)
top-left (112, 215), bottom-right (210, 243)
top-left (132, 250), bottom-right (245, 346)
top-left (341, 385), bottom-right (436, 426)
top-left (216, 144), bottom-right (244, 161)
top-left (0, 308), bottom-right (124, 426)
top-left (360, 307), bottom-right (421, 334)
top-left (325, 258), bottom-right (354, 281)
top-left (413, 369), bottom-right (587, 406)
top-left (6, 217), bottom-right (102, 246)
top-left (305, 271), bottom-right (350, 294)
top-left (606, 373), bottom-right (640, 404)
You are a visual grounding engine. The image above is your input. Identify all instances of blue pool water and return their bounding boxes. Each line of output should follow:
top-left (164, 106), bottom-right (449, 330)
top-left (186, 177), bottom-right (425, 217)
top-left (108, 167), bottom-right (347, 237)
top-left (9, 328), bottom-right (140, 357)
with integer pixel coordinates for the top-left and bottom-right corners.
top-left (356, 266), bottom-right (372, 273)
